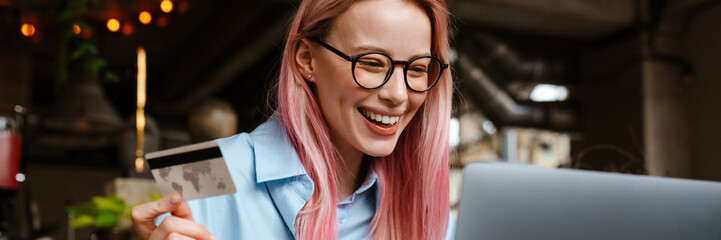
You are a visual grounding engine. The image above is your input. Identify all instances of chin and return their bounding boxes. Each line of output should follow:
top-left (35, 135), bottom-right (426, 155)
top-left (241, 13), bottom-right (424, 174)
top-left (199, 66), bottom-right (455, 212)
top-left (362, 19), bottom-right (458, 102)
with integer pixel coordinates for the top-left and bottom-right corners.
top-left (361, 139), bottom-right (399, 157)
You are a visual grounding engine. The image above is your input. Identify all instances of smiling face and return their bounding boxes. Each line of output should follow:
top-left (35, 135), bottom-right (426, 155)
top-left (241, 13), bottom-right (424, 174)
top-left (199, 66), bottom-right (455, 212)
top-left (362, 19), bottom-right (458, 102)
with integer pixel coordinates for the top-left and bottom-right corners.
top-left (302, 0), bottom-right (432, 157)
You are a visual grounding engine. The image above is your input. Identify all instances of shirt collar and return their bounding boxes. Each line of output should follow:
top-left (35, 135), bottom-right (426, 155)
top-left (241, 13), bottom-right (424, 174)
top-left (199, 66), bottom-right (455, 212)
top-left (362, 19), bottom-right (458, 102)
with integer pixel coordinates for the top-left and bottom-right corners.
top-left (250, 118), bottom-right (383, 238)
top-left (250, 118), bottom-right (307, 183)
top-left (357, 170), bottom-right (378, 194)
top-left (249, 117), bottom-right (380, 202)
top-left (338, 170), bottom-right (378, 205)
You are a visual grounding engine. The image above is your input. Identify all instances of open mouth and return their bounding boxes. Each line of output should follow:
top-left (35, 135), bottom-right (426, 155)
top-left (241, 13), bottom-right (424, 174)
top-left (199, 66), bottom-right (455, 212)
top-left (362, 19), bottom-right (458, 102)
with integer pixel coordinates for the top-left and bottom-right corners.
top-left (358, 108), bottom-right (400, 128)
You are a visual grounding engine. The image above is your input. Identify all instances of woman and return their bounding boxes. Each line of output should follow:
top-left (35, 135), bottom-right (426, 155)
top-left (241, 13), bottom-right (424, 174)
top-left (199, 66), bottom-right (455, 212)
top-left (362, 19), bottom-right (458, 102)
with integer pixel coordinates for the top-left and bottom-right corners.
top-left (131, 0), bottom-right (454, 239)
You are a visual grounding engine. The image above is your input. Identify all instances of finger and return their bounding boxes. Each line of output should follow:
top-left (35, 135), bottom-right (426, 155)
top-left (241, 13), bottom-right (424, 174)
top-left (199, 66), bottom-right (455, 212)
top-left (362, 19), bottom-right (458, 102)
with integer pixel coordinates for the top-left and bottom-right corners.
top-left (161, 232), bottom-right (195, 240)
top-left (131, 192), bottom-right (183, 240)
top-left (171, 201), bottom-right (194, 221)
top-left (148, 231), bottom-right (195, 240)
top-left (149, 215), bottom-right (212, 240)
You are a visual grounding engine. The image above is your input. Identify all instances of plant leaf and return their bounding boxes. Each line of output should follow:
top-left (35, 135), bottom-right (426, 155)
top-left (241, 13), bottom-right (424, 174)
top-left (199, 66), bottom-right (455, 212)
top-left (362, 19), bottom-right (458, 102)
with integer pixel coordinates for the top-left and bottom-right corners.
top-left (70, 43), bottom-right (98, 60)
top-left (94, 211), bottom-right (118, 228)
top-left (87, 58), bottom-right (108, 75)
top-left (105, 72), bottom-right (119, 82)
top-left (111, 195), bottom-right (127, 210)
top-left (92, 196), bottom-right (124, 213)
top-left (70, 215), bottom-right (95, 228)
top-left (65, 202), bottom-right (97, 217)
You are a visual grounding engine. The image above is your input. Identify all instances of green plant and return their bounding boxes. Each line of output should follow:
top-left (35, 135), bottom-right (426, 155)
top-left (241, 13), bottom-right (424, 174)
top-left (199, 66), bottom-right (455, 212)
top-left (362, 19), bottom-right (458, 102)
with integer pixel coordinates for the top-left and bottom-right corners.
top-left (56, 0), bottom-right (119, 92)
top-left (65, 195), bottom-right (127, 229)
top-left (65, 194), bottom-right (164, 229)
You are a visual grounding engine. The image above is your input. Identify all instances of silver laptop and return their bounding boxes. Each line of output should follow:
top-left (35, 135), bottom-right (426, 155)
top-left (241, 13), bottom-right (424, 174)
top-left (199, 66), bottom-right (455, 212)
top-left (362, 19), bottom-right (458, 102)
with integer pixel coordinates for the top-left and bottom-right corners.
top-left (455, 163), bottom-right (721, 240)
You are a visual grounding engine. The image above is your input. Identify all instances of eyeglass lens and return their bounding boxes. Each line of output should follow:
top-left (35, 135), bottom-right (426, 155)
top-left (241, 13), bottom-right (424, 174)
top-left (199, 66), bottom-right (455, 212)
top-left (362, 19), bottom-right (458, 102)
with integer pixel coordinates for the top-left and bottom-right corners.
top-left (353, 53), bottom-right (442, 91)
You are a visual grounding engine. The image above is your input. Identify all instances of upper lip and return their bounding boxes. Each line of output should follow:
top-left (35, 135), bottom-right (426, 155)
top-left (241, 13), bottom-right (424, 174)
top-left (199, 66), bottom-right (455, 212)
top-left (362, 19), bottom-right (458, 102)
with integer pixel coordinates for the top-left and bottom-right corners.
top-left (358, 106), bottom-right (404, 116)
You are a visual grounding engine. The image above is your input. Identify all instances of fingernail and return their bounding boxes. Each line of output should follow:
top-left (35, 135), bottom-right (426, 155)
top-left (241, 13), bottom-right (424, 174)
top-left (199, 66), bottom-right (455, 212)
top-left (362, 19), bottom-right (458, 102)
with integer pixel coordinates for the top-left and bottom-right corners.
top-left (169, 194), bottom-right (179, 205)
top-left (210, 234), bottom-right (218, 240)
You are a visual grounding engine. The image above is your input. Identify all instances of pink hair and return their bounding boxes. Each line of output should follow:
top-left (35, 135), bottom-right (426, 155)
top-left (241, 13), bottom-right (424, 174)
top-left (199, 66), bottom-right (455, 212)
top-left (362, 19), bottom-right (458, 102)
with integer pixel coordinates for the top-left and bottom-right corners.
top-left (276, 0), bottom-right (452, 239)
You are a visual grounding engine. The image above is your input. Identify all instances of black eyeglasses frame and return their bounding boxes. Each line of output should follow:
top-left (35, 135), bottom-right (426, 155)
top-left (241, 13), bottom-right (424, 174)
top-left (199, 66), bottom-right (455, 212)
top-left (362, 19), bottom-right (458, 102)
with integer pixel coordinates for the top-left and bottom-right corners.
top-left (311, 37), bottom-right (448, 93)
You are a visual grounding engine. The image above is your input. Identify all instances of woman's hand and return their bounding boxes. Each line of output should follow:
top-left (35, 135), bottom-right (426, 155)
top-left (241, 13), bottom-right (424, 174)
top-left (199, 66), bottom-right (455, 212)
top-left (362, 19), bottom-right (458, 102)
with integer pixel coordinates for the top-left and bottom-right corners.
top-left (131, 193), bottom-right (217, 240)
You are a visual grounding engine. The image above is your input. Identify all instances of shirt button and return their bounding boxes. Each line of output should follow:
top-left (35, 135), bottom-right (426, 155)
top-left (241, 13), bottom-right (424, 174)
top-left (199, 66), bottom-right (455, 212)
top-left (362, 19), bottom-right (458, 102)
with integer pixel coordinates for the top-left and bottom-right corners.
top-left (337, 212), bottom-right (346, 224)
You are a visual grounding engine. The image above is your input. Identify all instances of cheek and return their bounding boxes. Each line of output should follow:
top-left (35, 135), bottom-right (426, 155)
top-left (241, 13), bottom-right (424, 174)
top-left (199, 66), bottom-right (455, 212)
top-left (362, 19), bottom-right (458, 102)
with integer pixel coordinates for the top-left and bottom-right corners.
top-left (313, 63), bottom-right (343, 100)
top-left (315, 58), bottom-right (355, 96)
top-left (401, 92), bottom-right (427, 128)
top-left (408, 92), bottom-right (427, 113)
top-left (313, 60), bottom-right (364, 121)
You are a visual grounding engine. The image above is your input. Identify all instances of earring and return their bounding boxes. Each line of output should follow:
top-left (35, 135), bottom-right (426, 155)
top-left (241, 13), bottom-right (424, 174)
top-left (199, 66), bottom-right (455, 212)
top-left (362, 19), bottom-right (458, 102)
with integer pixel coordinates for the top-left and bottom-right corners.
top-left (307, 74), bottom-right (312, 79)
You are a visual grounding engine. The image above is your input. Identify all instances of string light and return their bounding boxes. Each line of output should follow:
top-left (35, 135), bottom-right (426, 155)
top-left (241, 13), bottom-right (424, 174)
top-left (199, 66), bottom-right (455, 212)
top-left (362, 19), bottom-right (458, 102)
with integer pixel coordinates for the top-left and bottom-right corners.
top-left (160, 0), bottom-right (173, 13)
top-left (139, 11), bottom-right (152, 24)
top-left (135, 47), bottom-right (147, 173)
top-left (20, 23), bottom-right (35, 37)
top-left (107, 18), bottom-right (120, 32)
top-left (72, 24), bottom-right (81, 34)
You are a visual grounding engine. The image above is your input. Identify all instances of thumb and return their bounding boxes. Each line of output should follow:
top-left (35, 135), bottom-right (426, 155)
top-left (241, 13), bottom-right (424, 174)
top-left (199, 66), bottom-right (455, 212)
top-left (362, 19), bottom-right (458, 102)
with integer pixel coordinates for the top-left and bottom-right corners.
top-left (131, 192), bottom-right (183, 238)
top-left (171, 200), bottom-right (195, 221)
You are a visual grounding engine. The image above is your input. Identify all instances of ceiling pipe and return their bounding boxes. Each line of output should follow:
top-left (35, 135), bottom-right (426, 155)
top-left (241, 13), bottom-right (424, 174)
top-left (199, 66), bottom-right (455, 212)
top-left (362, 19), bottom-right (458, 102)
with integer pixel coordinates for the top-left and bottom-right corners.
top-left (455, 52), bottom-right (579, 131)
top-left (468, 33), bottom-right (570, 84)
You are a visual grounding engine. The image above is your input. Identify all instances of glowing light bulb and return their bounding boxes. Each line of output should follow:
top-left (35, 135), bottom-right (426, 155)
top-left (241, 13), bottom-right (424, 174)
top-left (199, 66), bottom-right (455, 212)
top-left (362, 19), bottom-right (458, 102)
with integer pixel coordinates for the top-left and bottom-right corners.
top-left (72, 24), bottom-right (81, 34)
top-left (136, 47), bottom-right (147, 173)
top-left (160, 0), bottom-right (173, 13)
top-left (15, 173), bottom-right (26, 182)
top-left (107, 18), bottom-right (120, 32)
top-left (135, 157), bottom-right (145, 173)
top-left (20, 23), bottom-right (35, 37)
top-left (139, 11), bottom-right (152, 24)
top-left (529, 84), bottom-right (569, 102)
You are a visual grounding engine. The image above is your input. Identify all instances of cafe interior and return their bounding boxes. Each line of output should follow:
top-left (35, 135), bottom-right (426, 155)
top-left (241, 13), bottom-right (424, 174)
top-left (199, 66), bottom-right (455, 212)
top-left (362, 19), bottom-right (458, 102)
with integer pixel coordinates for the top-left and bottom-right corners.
top-left (1, 0), bottom-right (720, 239)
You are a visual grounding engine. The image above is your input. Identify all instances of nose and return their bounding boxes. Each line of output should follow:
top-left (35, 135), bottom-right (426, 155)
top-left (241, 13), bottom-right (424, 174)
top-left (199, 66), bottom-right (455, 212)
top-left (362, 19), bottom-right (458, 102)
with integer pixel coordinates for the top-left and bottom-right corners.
top-left (377, 65), bottom-right (408, 105)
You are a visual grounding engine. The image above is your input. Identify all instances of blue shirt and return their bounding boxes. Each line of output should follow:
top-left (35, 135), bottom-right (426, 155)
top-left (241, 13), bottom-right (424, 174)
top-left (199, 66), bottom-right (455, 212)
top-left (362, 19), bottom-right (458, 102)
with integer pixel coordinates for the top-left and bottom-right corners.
top-left (157, 119), bottom-right (456, 239)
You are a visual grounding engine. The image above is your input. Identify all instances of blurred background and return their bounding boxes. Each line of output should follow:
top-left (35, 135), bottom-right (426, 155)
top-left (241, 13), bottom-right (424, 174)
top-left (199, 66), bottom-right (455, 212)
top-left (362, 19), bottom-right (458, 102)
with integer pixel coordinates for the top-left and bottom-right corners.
top-left (1, 0), bottom-right (720, 239)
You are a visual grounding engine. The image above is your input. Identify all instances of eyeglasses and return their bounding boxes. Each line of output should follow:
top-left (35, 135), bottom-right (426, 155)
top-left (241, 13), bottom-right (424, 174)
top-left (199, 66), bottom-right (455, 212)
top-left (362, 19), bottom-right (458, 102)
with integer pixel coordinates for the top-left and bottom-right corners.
top-left (312, 38), bottom-right (448, 92)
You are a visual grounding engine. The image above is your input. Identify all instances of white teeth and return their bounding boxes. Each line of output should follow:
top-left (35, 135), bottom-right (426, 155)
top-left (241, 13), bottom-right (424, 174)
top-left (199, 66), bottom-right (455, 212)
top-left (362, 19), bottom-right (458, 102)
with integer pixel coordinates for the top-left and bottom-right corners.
top-left (360, 109), bottom-right (400, 125)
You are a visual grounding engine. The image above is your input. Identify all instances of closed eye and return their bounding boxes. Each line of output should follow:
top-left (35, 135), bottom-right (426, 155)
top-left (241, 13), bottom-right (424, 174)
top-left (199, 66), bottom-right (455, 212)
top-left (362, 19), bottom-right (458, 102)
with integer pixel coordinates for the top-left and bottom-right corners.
top-left (359, 60), bottom-right (384, 68)
top-left (409, 67), bottom-right (427, 73)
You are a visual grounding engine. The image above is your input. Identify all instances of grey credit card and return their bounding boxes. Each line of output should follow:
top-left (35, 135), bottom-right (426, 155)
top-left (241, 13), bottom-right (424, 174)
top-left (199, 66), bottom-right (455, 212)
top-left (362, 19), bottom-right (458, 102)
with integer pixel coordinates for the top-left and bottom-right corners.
top-left (145, 141), bottom-right (236, 201)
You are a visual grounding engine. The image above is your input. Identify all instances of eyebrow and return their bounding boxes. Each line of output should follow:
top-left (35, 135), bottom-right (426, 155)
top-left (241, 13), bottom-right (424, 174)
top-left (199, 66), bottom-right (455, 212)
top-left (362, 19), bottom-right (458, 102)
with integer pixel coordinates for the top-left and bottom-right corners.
top-left (350, 44), bottom-right (432, 60)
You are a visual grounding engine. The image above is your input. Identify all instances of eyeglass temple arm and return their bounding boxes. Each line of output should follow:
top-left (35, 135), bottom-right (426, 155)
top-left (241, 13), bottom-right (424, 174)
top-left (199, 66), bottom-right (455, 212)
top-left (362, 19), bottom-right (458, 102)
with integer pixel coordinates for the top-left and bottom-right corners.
top-left (312, 37), bottom-right (450, 68)
top-left (310, 37), bottom-right (353, 61)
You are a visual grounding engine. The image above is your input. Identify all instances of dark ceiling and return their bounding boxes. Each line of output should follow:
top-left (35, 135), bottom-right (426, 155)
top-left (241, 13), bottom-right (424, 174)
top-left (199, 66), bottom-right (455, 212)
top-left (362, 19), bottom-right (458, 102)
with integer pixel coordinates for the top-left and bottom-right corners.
top-left (3, 0), bottom-right (715, 133)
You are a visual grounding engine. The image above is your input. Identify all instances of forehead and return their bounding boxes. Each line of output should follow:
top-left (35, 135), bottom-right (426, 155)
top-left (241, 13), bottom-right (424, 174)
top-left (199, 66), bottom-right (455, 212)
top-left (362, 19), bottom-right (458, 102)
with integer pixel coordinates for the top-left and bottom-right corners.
top-left (326, 0), bottom-right (432, 59)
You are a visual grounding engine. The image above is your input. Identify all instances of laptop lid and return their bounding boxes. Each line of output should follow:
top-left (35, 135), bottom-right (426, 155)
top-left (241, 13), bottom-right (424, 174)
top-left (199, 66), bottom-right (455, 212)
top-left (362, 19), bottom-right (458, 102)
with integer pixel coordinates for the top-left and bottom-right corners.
top-left (455, 163), bottom-right (721, 240)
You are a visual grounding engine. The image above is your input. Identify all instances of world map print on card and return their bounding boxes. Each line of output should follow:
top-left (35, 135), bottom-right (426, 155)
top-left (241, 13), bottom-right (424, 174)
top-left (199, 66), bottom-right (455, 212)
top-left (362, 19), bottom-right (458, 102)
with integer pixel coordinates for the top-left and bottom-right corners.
top-left (146, 141), bottom-right (236, 201)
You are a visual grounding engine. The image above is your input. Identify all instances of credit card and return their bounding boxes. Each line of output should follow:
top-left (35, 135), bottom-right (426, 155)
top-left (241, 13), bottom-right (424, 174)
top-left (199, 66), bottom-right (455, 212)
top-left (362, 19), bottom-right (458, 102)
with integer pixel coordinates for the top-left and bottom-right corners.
top-left (145, 141), bottom-right (236, 201)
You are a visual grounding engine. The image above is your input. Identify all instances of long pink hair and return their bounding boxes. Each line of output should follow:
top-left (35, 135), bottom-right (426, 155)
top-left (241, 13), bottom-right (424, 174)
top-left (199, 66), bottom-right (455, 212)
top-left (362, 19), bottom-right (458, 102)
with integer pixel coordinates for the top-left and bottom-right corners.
top-left (276, 0), bottom-right (452, 239)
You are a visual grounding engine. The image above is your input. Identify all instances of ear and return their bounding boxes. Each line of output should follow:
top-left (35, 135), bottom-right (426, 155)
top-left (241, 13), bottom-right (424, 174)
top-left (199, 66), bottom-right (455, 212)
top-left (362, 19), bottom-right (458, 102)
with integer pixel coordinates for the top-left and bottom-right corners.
top-left (295, 38), bottom-right (316, 83)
